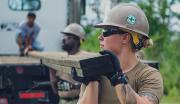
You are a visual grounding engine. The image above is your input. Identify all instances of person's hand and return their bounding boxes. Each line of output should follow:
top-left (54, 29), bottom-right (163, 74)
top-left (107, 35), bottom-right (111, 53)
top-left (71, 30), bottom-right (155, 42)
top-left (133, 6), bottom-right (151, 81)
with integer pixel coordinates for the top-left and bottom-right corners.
top-left (100, 50), bottom-right (127, 86)
top-left (71, 67), bottom-right (100, 86)
top-left (99, 50), bottom-right (122, 76)
top-left (24, 47), bottom-right (29, 55)
top-left (24, 46), bottom-right (33, 55)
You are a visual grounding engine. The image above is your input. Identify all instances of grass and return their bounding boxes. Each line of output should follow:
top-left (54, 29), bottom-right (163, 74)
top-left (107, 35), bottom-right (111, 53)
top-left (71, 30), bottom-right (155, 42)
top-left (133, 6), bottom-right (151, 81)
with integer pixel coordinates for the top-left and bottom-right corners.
top-left (161, 96), bottom-right (180, 104)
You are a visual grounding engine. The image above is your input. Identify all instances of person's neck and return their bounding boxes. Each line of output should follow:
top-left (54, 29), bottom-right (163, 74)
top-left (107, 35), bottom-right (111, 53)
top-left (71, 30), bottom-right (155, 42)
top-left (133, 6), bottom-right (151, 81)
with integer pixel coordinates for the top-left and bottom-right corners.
top-left (117, 48), bottom-right (138, 73)
top-left (67, 47), bottom-right (80, 55)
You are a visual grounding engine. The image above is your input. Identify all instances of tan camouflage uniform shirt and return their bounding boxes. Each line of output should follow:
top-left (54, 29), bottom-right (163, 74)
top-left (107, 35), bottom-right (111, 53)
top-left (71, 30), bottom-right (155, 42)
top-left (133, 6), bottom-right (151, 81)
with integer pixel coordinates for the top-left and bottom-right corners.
top-left (57, 51), bottom-right (94, 104)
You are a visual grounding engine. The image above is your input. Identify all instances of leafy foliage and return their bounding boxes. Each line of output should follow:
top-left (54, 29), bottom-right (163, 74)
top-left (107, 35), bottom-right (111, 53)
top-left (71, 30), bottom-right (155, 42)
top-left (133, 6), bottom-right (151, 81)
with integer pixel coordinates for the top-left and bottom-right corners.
top-left (81, 25), bottom-right (101, 52)
top-left (139, 0), bottom-right (180, 96)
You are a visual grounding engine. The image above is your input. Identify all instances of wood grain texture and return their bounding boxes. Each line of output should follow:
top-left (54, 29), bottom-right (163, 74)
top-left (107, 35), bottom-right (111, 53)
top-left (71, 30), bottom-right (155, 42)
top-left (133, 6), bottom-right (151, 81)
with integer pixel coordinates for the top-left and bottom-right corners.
top-left (28, 51), bottom-right (100, 76)
top-left (0, 56), bottom-right (40, 65)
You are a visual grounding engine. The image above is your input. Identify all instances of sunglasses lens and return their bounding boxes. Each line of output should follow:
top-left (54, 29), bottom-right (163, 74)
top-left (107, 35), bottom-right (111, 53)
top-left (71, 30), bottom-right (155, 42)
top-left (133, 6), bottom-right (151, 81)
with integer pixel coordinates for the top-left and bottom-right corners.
top-left (102, 30), bottom-right (112, 37)
top-left (102, 28), bottom-right (127, 37)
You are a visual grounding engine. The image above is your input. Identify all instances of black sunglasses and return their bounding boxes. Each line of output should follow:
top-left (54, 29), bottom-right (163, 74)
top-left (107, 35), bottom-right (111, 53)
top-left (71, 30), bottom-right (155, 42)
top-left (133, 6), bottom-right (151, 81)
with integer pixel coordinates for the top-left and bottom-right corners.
top-left (102, 28), bottom-right (127, 37)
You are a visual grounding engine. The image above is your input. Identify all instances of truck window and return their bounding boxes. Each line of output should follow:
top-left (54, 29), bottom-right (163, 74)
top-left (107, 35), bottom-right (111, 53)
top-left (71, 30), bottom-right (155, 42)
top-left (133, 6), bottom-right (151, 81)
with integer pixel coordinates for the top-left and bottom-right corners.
top-left (8, 0), bottom-right (41, 11)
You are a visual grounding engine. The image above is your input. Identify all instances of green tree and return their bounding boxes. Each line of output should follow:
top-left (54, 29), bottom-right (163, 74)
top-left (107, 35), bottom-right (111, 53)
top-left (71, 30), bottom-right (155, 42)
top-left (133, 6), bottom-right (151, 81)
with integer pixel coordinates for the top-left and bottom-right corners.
top-left (138, 0), bottom-right (180, 96)
top-left (81, 25), bottom-right (101, 52)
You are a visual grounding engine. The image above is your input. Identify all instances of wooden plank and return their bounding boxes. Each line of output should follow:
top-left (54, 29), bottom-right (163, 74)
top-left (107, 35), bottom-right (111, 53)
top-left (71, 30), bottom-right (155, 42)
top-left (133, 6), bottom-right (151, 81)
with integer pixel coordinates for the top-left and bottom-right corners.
top-left (29, 51), bottom-right (101, 76)
top-left (0, 56), bottom-right (40, 65)
top-left (29, 51), bottom-right (100, 68)
top-left (28, 51), bottom-right (114, 77)
top-left (28, 51), bottom-right (68, 59)
top-left (42, 59), bottom-right (83, 76)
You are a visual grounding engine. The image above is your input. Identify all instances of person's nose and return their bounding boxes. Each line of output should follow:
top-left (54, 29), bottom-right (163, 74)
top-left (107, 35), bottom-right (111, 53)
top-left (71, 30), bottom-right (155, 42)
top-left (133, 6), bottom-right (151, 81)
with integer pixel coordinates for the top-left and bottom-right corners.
top-left (98, 34), bottom-right (104, 41)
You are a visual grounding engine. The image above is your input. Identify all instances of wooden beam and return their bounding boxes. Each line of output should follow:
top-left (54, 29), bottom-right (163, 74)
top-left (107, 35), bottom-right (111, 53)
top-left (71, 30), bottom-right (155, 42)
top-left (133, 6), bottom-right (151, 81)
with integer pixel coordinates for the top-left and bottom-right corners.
top-left (42, 59), bottom-right (83, 76)
top-left (0, 56), bottom-right (39, 65)
top-left (28, 51), bottom-right (159, 77)
top-left (28, 51), bottom-right (114, 77)
top-left (29, 51), bottom-right (100, 68)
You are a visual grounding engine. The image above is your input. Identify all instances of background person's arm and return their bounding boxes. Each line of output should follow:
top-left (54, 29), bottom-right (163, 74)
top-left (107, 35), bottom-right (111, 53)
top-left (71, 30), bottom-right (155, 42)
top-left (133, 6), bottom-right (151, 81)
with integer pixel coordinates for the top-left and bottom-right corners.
top-left (16, 22), bottom-right (26, 48)
top-left (17, 33), bottom-right (23, 48)
top-left (30, 25), bottom-right (40, 45)
top-left (25, 35), bottom-right (30, 47)
top-left (49, 69), bottom-right (58, 95)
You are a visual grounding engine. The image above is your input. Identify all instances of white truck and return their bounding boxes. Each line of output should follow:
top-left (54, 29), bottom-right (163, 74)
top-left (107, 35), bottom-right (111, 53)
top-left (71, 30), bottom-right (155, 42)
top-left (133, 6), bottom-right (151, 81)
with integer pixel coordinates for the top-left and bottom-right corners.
top-left (0, 0), bottom-right (68, 54)
top-left (0, 0), bottom-right (72, 104)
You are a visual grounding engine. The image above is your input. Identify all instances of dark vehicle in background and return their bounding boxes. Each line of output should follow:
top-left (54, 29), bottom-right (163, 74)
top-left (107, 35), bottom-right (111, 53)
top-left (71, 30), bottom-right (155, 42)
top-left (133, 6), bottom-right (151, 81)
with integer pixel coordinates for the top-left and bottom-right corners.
top-left (0, 55), bottom-right (59, 104)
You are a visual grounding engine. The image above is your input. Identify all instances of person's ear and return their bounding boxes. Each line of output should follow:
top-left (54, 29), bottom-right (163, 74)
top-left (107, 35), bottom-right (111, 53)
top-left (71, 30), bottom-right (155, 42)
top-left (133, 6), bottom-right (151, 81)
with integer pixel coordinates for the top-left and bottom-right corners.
top-left (121, 33), bottom-right (131, 44)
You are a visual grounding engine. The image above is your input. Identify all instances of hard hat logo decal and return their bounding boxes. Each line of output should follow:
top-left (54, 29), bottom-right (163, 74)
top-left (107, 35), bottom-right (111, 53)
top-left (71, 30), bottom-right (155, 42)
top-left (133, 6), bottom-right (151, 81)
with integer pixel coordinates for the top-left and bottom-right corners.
top-left (127, 15), bottom-right (136, 25)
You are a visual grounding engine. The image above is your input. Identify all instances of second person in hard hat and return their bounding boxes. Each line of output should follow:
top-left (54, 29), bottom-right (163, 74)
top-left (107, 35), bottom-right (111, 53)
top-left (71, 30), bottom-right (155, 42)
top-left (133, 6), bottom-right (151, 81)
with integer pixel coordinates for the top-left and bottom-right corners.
top-left (72, 3), bottom-right (163, 104)
top-left (49, 23), bottom-right (89, 104)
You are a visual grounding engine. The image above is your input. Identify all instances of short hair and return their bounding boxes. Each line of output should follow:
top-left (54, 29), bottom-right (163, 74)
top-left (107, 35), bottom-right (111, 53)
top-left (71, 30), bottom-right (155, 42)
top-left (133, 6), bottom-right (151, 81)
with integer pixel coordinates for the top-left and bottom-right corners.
top-left (27, 12), bottom-right (36, 18)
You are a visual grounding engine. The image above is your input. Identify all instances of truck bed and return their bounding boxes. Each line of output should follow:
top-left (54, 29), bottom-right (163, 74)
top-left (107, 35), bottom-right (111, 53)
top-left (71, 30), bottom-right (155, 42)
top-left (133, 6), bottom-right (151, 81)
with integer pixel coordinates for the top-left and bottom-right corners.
top-left (0, 56), bottom-right (40, 65)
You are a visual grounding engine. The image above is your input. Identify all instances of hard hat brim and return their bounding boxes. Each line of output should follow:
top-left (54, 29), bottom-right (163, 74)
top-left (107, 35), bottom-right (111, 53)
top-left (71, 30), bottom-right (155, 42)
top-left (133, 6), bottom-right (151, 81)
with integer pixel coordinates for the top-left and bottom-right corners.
top-left (61, 31), bottom-right (70, 34)
top-left (61, 32), bottom-right (85, 40)
top-left (94, 23), bottom-right (150, 39)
